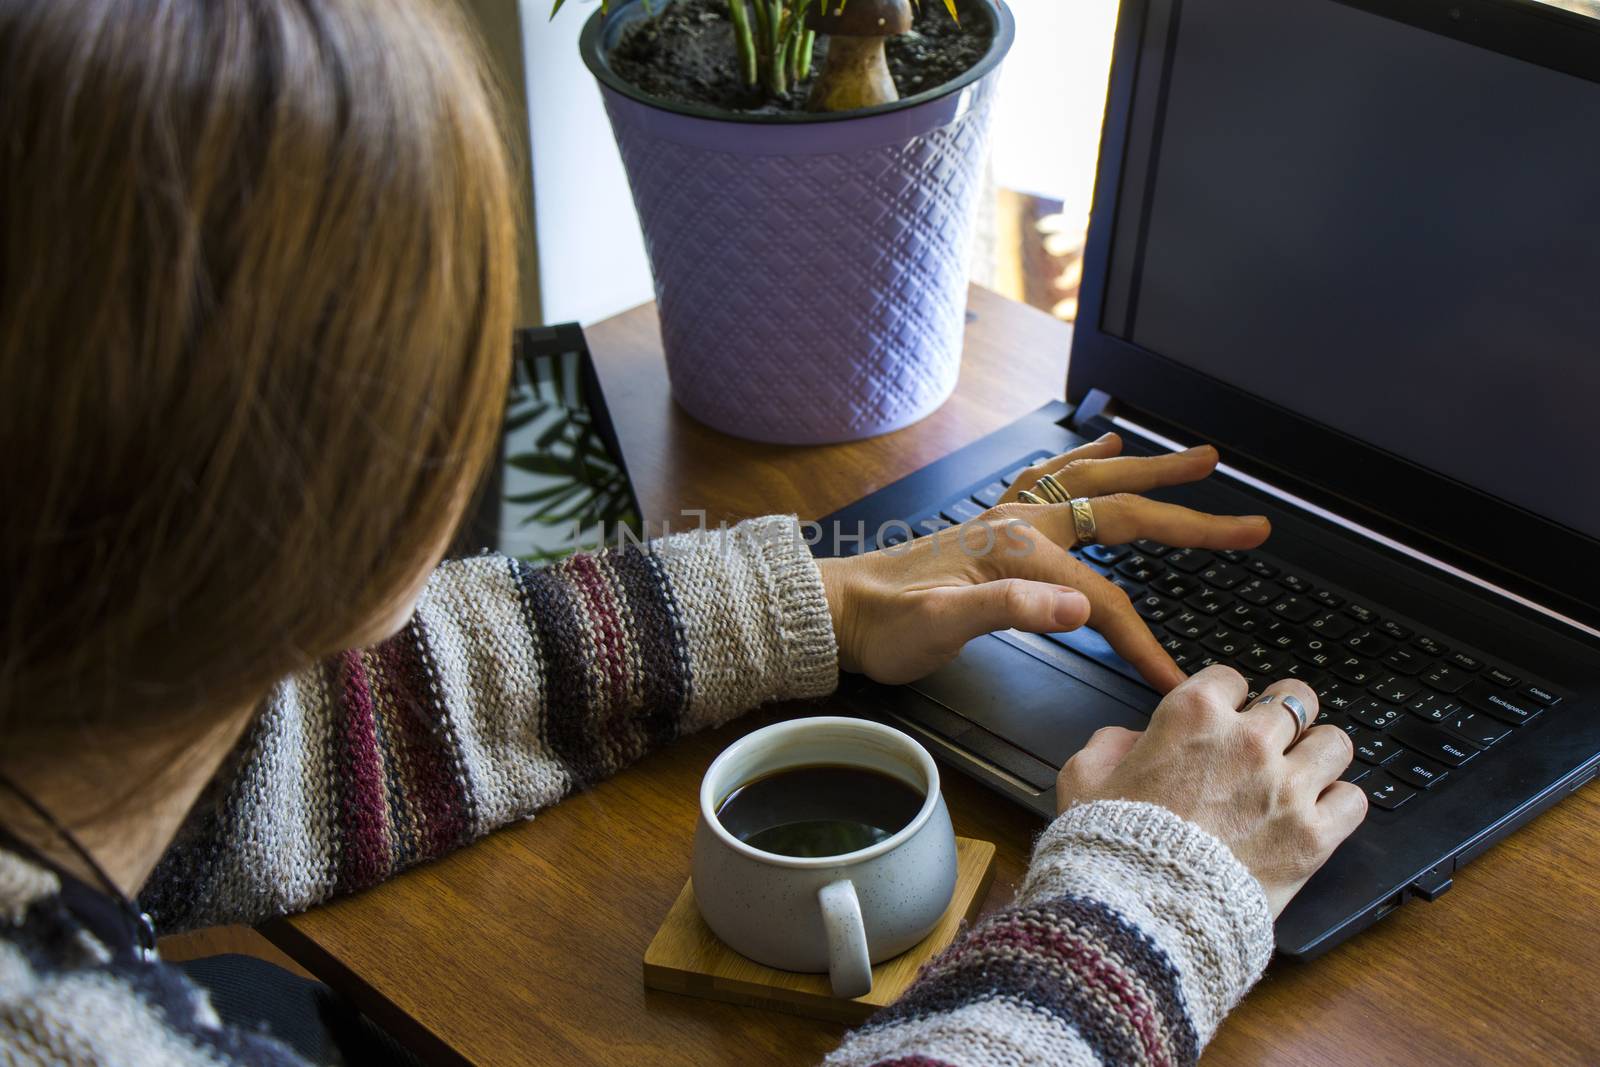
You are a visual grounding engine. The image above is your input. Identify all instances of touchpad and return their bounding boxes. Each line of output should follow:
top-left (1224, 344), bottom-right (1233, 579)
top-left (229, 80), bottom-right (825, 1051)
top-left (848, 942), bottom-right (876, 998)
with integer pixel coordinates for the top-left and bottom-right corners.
top-left (910, 635), bottom-right (1149, 767)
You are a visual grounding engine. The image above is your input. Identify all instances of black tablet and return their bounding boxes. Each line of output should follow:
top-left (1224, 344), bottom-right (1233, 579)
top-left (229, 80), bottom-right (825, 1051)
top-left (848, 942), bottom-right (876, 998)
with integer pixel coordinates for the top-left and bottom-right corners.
top-left (451, 323), bottom-right (642, 561)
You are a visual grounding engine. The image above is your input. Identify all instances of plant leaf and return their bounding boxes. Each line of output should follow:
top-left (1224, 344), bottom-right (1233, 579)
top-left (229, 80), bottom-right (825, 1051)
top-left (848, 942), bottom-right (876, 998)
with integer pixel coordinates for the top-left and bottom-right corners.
top-left (943, 0), bottom-right (959, 22)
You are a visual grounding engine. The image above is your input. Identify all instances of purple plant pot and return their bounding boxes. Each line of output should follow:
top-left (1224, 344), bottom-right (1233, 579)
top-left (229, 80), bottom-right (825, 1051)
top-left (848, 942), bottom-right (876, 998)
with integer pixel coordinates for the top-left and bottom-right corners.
top-left (581, 1), bottom-right (1015, 444)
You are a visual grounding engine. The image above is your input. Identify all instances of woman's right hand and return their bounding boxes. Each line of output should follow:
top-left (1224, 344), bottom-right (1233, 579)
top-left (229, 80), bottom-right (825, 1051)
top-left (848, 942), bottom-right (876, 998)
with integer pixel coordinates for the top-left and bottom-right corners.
top-left (1054, 666), bottom-right (1367, 917)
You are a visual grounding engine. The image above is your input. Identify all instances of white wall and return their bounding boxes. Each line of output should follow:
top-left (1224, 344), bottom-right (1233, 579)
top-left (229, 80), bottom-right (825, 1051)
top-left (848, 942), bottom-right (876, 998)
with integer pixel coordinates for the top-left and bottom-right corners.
top-left (520, 0), bottom-right (654, 326)
top-left (989, 0), bottom-right (1118, 226)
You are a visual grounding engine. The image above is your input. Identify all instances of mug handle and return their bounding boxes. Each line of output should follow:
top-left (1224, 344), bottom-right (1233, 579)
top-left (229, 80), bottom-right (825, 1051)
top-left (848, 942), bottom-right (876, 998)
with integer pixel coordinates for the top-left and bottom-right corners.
top-left (817, 879), bottom-right (872, 998)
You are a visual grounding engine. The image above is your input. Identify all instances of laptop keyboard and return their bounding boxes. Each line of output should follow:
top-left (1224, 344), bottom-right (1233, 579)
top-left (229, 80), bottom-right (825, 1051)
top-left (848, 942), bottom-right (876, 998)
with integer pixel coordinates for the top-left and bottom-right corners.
top-left (884, 453), bottom-right (1570, 813)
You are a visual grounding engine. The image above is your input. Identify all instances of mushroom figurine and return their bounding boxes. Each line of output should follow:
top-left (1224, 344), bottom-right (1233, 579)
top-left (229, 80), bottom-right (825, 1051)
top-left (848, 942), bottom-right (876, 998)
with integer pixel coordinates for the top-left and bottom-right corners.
top-left (806, 0), bottom-right (914, 112)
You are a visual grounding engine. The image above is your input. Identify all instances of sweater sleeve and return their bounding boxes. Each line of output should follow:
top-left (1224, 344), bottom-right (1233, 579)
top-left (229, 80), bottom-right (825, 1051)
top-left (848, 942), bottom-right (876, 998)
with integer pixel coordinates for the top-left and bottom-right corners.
top-left (140, 515), bottom-right (837, 932)
top-left (826, 799), bottom-right (1276, 1067)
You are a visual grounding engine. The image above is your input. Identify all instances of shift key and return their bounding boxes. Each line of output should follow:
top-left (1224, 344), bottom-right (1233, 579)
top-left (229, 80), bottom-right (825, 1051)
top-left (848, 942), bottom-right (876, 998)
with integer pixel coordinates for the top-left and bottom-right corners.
top-left (1390, 721), bottom-right (1479, 767)
top-left (1461, 680), bottom-right (1542, 726)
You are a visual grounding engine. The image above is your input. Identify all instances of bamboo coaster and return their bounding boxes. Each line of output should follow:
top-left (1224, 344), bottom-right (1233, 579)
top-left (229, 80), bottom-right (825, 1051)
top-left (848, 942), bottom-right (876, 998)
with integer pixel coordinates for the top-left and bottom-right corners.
top-left (642, 837), bottom-right (996, 1025)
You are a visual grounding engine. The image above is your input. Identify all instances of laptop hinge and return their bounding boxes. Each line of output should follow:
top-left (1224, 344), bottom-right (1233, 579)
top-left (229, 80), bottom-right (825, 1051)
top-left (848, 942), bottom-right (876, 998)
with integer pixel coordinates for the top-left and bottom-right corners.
top-left (1071, 393), bottom-right (1600, 643)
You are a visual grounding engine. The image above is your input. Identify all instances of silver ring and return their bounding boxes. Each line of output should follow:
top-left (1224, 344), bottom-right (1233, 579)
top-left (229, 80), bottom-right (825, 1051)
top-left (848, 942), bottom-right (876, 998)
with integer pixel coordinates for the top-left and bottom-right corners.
top-left (1251, 692), bottom-right (1310, 738)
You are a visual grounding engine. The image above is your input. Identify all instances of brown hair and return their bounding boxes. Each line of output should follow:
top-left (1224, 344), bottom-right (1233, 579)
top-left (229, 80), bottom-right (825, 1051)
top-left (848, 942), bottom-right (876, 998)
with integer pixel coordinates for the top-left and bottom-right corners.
top-left (0, 0), bottom-right (518, 741)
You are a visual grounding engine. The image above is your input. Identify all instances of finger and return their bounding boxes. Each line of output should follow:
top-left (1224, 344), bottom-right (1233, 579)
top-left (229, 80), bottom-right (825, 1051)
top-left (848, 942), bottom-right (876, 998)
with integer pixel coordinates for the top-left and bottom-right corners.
top-left (1075, 571), bottom-right (1188, 692)
top-left (1285, 724), bottom-right (1355, 791)
top-left (1059, 725), bottom-right (1143, 791)
top-left (1048, 445), bottom-right (1220, 499)
top-left (1148, 663), bottom-right (1249, 734)
top-left (918, 579), bottom-right (1091, 650)
top-left (972, 529), bottom-right (1185, 692)
top-left (1083, 495), bottom-right (1271, 550)
top-left (1006, 433), bottom-right (1123, 500)
top-left (1237, 678), bottom-right (1320, 754)
top-left (1314, 780), bottom-right (1369, 841)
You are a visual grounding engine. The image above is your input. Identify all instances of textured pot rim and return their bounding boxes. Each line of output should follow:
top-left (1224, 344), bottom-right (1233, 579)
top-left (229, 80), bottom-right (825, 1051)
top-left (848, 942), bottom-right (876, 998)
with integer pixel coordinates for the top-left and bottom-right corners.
top-left (699, 716), bottom-right (942, 870)
top-left (580, 0), bottom-right (1014, 126)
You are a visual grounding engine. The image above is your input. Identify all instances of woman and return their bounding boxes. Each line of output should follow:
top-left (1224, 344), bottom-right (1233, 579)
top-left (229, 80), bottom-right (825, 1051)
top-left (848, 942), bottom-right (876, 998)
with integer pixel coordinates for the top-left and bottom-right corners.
top-left (0, 1), bottom-right (1365, 1064)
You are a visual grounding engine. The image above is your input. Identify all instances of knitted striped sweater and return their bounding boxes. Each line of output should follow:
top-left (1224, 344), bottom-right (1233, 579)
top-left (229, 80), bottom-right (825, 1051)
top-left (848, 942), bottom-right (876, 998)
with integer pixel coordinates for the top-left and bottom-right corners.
top-left (0, 516), bottom-right (1274, 1065)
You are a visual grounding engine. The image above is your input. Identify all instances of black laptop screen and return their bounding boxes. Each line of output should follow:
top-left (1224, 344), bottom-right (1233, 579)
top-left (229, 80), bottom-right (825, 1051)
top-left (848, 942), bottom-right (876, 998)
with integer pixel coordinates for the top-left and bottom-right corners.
top-left (1100, 0), bottom-right (1600, 543)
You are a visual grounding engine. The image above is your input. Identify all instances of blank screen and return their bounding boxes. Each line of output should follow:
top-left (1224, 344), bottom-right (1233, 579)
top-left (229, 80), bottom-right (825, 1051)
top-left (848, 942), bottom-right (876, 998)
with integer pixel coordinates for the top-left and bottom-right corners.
top-left (1111, 0), bottom-right (1600, 540)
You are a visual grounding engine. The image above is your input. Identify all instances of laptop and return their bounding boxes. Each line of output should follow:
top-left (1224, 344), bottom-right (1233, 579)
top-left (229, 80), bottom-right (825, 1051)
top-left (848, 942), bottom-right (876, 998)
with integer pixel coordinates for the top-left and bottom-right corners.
top-left (816, 0), bottom-right (1600, 960)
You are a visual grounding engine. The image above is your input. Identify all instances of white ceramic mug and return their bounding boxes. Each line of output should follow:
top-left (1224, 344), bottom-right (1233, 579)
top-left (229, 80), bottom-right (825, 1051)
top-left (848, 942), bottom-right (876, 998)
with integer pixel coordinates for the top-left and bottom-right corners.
top-left (692, 717), bottom-right (958, 998)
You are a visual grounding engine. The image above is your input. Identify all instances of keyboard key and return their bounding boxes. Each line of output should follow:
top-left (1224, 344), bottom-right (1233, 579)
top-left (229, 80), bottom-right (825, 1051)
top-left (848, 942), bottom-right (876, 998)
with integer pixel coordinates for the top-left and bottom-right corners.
top-left (1202, 629), bottom-right (1249, 658)
top-left (1199, 562), bottom-right (1248, 590)
top-left (1246, 559), bottom-right (1280, 579)
top-left (1222, 603), bottom-right (1272, 632)
top-left (1344, 602), bottom-right (1378, 625)
top-left (1239, 648), bottom-right (1288, 676)
top-left (1366, 776), bottom-right (1418, 810)
top-left (1279, 573), bottom-right (1313, 594)
top-left (1349, 727), bottom-right (1402, 765)
top-left (1217, 549), bottom-right (1249, 563)
top-left (1382, 647), bottom-right (1426, 676)
top-left (879, 525), bottom-right (911, 547)
top-left (1186, 590), bottom-right (1236, 616)
top-left (1164, 548), bottom-right (1213, 574)
top-left (1413, 634), bottom-right (1448, 656)
top-left (1150, 572), bottom-right (1203, 600)
top-left (1407, 691), bottom-right (1462, 723)
top-left (1486, 667), bottom-right (1519, 688)
top-left (1390, 721), bottom-right (1478, 766)
top-left (1235, 578), bottom-right (1282, 606)
top-left (1348, 698), bottom-right (1404, 731)
top-left (1369, 674), bottom-right (1420, 705)
top-left (1271, 595), bottom-right (1318, 623)
top-left (1082, 543), bottom-right (1130, 565)
top-left (1437, 709), bottom-right (1511, 750)
top-left (1316, 681), bottom-right (1363, 711)
top-left (1295, 639), bottom-right (1337, 669)
top-left (1340, 763), bottom-right (1372, 784)
top-left (1164, 611), bottom-right (1210, 640)
top-left (1378, 619), bottom-right (1413, 641)
top-left (1333, 655), bottom-right (1380, 686)
top-left (1390, 755), bottom-right (1449, 790)
top-left (1260, 619), bottom-right (1303, 650)
top-left (1116, 555), bottom-right (1163, 582)
top-left (1523, 684), bottom-right (1562, 708)
top-left (1160, 635), bottom-right (1205, 669)
top-left (1307, 612), bottom-right (1357, 640)
top-left (1311, 588), bottom-right (1345, 609)
top-left (1460, 680), bottom-right (1542, 725)
top-left (1447, 651), bottom-right (1482, 672)
top-left (1315, 707), bottom-right (1354, 730)
top-left (1344, 629), bottom-right (1394, 657)
top-left (1135, 593), bottom-right (1181, 624)
top-left (971, 480), bottom-right (1009, 508)
top-left (1421, 663), bottom-right (1470, 694)
top-left (942, 499), bottom-right (986, 524)
top-left (910, 514), bottom-right (952, 537)
top-left (1281, 662), bottom-right (1326, 686)
top-left (1132, 539), bottom-right (1171, 557)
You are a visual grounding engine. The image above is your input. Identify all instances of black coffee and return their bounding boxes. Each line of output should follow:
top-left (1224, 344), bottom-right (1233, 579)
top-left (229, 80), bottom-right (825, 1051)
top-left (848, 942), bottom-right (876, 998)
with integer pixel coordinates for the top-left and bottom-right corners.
top-left (715, 764), bottom-right (925, 859)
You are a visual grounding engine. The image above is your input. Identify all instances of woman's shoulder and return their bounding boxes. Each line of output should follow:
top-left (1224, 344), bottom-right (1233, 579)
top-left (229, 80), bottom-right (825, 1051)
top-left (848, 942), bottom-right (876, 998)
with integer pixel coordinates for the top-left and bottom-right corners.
top-left (0, 846), bottom-right (306, 1065)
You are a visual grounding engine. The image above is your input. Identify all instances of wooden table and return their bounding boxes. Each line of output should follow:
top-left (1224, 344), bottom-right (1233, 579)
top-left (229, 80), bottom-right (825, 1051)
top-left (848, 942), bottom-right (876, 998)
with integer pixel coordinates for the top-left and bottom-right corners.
top-left (264, 286), bottom-right (1600, 1066)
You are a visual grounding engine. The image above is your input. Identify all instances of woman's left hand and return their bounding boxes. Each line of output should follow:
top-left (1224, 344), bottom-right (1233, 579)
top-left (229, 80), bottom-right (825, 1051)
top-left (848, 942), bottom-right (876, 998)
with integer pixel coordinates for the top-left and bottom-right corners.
top-left (815, 433), bottom-right (1270, 691)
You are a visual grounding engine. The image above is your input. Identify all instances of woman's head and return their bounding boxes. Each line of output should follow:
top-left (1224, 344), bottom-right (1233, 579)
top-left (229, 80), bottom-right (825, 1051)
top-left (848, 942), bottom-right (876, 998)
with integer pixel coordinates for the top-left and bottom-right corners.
top-left (0, 0), bottom-right (518, 742)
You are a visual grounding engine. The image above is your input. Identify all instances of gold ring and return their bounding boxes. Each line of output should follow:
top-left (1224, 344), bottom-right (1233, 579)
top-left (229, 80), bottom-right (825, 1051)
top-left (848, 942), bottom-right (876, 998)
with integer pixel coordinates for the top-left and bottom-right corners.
top-left (1017, 489), bottom-right (1046, 505)
top-left (1032, 473), bottom-right (1072, 505)
top-left (1068, 497), bottom-right (1097, 548)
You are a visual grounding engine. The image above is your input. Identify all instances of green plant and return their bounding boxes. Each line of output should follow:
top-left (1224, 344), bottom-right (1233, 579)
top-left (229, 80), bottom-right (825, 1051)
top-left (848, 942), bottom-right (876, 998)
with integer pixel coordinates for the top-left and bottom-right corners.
top-left (552, 0), bottom-right (959, 109)
top-left (503, 348), bottom-right (640, 562)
